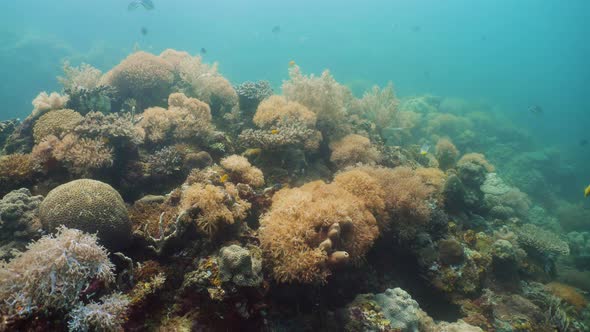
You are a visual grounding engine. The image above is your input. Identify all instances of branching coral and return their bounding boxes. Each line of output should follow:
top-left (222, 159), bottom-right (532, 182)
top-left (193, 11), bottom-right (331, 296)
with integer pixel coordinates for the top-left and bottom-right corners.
top-left (220, 155), bottom-right (265, 188)
top-left (180, 182), bottom-right (250, 237)
top-left (259, 180), bottom-right (379, 284)
top-left (329, 134), bottom-right (381, 168)
top-left (68, 293), bottom-right (129, 332)
top-left (32, 109), bottom-right (83, 143)
top-left (282, 65), bottom-right (354, 139)
top-left (435, 137), bottom-right (459, 171)
top-left (103, 51), bottom-right (174, 110)
top-left (74, 111), bottom-right (145, 146)
top-left (0, 227), bottom-right (114, 316)
top-left (235, 80), bottom-right (273, 114)
top-left (516, 224), bottom-right (570, 256)
top-left (239, 122), bottom-right (322, 151)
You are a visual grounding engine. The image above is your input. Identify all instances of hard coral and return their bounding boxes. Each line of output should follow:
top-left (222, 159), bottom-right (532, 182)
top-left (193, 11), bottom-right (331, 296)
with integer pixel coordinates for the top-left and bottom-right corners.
top-left (218, 244), bottom-right (263, 287)
top-left (259, 180), bottom-right (379, 284)
top-left (329, 134), bottom-right (381, 168)
top-left (0, 227), bottom-right (114, 316)
top-left (39, 179), bottom-right (131, 250)
top-left (32, 109), bottom-right (83, 143)
top-left (220, 155), bottom-right (265, 188)
top-left (0, 188), bottom-right (43, 246)
top-left (74, 111), bottom-right (145, 146)
top-left (516, 224), bottom-right (570, 256)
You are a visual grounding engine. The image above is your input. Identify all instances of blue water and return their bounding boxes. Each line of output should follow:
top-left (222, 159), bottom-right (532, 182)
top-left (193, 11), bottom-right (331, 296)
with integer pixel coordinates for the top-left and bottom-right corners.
top-left (1, 0), bottom-right (589, 150)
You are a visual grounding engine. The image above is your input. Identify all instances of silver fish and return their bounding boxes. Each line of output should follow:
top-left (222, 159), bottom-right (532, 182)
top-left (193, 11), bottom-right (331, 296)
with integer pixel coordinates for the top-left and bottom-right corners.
top-left (128, 0), bottom-right (155, 11)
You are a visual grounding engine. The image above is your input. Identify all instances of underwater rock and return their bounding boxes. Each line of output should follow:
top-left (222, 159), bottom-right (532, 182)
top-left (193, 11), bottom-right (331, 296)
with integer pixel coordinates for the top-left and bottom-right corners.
top-left (218, 244), bottom-right (263, 287)
top-left (0, 119), bottom-right (18, 151)
top-left (39, 179), bottom-right (131, 250)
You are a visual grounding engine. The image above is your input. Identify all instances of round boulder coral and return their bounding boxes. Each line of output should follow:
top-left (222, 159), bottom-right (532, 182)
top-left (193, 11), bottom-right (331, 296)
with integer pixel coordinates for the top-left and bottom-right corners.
top-left (39, 179), bottom-right (131, 250)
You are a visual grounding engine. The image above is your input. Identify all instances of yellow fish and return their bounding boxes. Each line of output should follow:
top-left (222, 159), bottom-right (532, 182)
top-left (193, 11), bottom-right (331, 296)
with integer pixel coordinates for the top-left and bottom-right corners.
top-left (585, 184), bottom-right (590, 197)
top-left (242, 148), bottom-right (262, 157)
top-left (289, 60), bottom-right (296, 67)
top-left (271, 129), bottom-right (279, 135)
top-left (219, 174), bottom-right (229, 183)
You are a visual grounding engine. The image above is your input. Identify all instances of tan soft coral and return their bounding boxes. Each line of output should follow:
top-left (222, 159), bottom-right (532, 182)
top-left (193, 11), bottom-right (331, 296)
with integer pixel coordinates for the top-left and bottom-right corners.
top-left (435, 137), bottom-right (459, 171)
top-left (220, 155), bottom-right (265, 188)
top-left (457, 153), bottom-right (495, 173)
top-left (33, 109), bottom-right (83, 143)
top-left (136, 93), bottom-right (213, 145)
top-left (259, 180), bottom-right (379, 284)
top-left (33, 134), bottom-right (113, 176)
top-left (0, 154), bottom-right (35, 193)
top-left (180, 182), bottom-right (250, 237)
top-left (31, 91), bottom-right (69, 117)
top-left (103, 51), bottom-right (174, 109)
top-left (253, 95), bottom-right (317, 128)
top-left (282, 65), bottom-right (354, 139)
top-left (329, 134), bottom-right (381, 168)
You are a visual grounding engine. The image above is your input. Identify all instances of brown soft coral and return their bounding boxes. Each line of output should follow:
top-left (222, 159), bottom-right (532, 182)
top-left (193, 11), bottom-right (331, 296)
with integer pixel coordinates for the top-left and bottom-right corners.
top-left (220, 155), bottom-right (265, 188)
top-left (333, 169), bottom-right (387, 226)
top-left (545, 282), bottom-right (588, 310)
top-left (103, 51), bottom-right (174, 110)
top-left (457, 153), bottom-right (495, 172)
top-left (259, 180), bottom-right (379, 284)
top-left (180, 182), bottom-right (250, 237)
top-left (33, 109), bottom-right (83, 143)
top-left (435, 137), bottom-right (459, 171)
top-left (329, 134), bottom-right (381, 168)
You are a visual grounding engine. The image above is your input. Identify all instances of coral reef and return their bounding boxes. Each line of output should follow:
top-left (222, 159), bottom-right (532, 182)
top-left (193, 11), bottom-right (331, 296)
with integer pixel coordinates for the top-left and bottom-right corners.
top-left (68, 293), bottom-right (129, 332)
top-left (220, 155), bottom-right (265, 188)
top-left (39, 179), bottom-right (131, 250)
top-left (516, 224), bottom-right (570, 256)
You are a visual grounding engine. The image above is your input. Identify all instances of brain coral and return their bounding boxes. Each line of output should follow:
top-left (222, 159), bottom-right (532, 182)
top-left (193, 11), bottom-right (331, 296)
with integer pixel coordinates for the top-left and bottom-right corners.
top-left (104, 51), bottom-right (174, 109)
top-left (259, 180), bottom-right (379, 284)
top-left (38, 179), bottom-right (131, 250)
top-left (33, 109), bottom-right (83, 143)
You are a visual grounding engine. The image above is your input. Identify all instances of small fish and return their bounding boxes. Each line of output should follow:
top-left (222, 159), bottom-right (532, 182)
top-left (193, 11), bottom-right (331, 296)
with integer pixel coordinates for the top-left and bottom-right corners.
top-left (579, 139), bottom-right (588, 146)
top-left (585, 185), bottom-right (590, 198)
top-left (271, 129), bottom-right (280, 135)
top-left (528, 105), bottom-right (544, 115)
top-left (242, 148), bottom-right (262, 157)
top-left (128, 0), bottom-right (154, 10)
top-left (420, 143), bottom-right (430, 156)
top-left (289, 60), bottom-right (296, 67)
top-left (272, 25), bottom-right (281, 33)
top-left (140, 27), bottom-right (148, 36)
top-left (389, 127), bottom-right (408, 131)
top-left (220, 174), bottom-right (229, 183)
top-left (200, 48), bottom-right (207, 55)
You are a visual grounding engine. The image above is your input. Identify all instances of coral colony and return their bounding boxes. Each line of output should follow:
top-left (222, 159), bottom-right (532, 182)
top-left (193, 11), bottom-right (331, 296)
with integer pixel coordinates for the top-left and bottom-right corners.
top-left (0, 49), bottom-right (589, 331)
